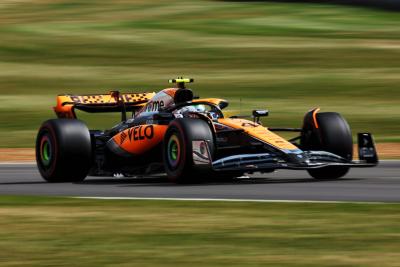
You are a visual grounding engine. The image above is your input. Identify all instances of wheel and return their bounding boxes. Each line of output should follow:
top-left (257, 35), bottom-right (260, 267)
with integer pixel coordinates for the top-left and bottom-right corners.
top-left (301, 112), bottom-right (353, 179)
top-left (36, 119), bottom-right (92, 182)
top-left (163, 118), bottom-right (214, 183)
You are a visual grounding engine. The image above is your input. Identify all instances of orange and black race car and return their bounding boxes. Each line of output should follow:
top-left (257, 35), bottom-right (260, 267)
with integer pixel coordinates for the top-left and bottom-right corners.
top-left (36, 78), bottom-right (378, 183)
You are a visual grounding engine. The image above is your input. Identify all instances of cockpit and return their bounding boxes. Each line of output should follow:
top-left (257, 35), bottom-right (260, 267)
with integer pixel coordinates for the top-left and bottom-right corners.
top-left (172, 102), bottom-right (224, 120)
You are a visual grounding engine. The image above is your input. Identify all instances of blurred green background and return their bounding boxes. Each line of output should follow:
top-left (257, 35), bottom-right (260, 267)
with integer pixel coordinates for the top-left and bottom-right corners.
top-left (0, 0), bottom-right (399, 147)
top-left (1, 196), bottom-right (400, 267)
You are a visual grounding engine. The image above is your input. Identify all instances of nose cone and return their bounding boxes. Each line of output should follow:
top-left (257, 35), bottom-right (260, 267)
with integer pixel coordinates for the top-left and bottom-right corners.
top-left (283, 149), bottom-right (310, 165)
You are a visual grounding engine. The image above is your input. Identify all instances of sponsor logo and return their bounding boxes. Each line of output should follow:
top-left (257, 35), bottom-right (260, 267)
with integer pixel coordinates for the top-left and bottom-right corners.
top-left (120, 125), bottom-right (154, 144)
top-left (120, 132), bottom-right (127, 145)
top-left (145, 100), bottom-right (165, 112)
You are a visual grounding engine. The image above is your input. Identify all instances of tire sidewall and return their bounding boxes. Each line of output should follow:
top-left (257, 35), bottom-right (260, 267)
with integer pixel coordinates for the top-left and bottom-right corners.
top-left (301, 112), bottom-right (353, 179)
top-left (36, 123), bottom-right (59, 180)
top-left (163, 123), bottom-right (189, 181)
top-left (163, 118), bottom-right (214, 183)
top-left (35, 119), bottom-right (92, 182)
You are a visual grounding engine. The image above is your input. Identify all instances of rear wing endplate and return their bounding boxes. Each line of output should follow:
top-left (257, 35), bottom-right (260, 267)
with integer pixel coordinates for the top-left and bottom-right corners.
top-left (54, 91), bottom-right (155, 119)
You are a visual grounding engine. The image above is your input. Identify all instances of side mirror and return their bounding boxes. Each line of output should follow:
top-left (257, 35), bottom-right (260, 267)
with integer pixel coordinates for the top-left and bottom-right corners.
top-left (252, 110), bottom-right (269, 117)
top-left (219, 100), bottom-right (229, 110)
top-left (252, 109), bottom-right (269, 124)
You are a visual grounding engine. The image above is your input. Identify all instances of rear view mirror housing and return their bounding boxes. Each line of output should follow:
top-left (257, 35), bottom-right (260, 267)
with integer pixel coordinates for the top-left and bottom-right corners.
top-left (252, 109), bottom-right (269, 124)
top-left (252, 110), bottom-right (269, 117)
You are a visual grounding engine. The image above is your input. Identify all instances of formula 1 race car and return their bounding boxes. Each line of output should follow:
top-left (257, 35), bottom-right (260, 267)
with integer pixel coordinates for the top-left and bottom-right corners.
top-left (36, 78), bottom-right (378, 183)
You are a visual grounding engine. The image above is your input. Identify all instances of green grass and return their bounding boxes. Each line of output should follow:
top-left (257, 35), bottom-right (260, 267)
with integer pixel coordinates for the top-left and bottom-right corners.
top-left (0, 0), bottom-right (399, 147)
top-left (0, 196), bottom-right (399, 266)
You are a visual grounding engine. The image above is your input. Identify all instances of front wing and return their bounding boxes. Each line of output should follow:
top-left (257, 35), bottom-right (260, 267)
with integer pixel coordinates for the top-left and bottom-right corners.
top-left (193, 133), bottom-right (378, 172)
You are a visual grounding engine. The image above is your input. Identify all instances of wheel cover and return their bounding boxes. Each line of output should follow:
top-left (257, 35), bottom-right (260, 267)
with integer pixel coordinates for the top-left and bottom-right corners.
top-left (167, 135), bottom-right (181, 168)
top-left (40, 135), bottom-right (52, 167)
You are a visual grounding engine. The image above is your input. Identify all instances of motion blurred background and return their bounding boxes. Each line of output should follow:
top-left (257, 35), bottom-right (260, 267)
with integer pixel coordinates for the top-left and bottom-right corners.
top-left (0, 0), bottom-right (399, 147)
top-left (1, 2), bottom-right (400, 266)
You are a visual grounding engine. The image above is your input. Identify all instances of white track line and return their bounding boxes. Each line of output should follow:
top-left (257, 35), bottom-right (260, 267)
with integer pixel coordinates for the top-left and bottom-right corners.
top-left (74, 196), bottom-right (397, 205)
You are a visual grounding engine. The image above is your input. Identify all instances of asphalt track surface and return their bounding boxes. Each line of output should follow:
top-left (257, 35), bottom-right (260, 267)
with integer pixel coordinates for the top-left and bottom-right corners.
top-left (0, 161), bottom-right (399, 202)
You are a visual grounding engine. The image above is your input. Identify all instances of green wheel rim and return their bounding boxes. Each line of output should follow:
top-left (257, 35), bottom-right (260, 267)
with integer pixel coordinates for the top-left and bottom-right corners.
top-left (167, 135), bottom-right (180, 167)
top-left (170, 142), bottom-right (178, 160)
top-left (43, 142), bottom-right (50, 161)
top-left (40, 135), bottom-right (52, 167)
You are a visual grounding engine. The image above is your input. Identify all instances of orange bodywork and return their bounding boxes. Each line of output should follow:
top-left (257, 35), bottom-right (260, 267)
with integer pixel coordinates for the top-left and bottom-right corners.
top-left (218, 118), bottom-right (299, 150)
top-left (53, 92), bottom-right (156, 118)
top-left (193, 98), bottom-right (227, 107)
top-left (162, 88), bottom-right (178, 98)
top-left (112, 124), bottom-right (168, 155)
top-left (54, 91), bottom-right (298, 155)
top-left (54, 96), bottom-right (76, 118)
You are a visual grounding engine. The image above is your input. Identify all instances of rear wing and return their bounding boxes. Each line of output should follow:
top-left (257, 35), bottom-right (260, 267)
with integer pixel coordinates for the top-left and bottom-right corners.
top-left (54, 91), bottom-right (155, 119)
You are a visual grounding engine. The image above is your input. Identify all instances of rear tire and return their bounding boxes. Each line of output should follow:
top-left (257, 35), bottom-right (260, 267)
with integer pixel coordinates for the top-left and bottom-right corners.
top-left (36, 119), bottom-right (92, 182)
top-left (301, 112), bottom-right (353, 180)
top-left (163, 118), bottom-right (214, 183)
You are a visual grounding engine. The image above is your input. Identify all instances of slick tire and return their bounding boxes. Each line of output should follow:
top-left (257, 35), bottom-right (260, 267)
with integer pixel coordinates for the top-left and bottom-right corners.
top-left (163, 118), bottom-right (214, 183)
top-left (301, 112), bottom-right (353, 180)
top-left (36, 119), bottom-right (92, 182)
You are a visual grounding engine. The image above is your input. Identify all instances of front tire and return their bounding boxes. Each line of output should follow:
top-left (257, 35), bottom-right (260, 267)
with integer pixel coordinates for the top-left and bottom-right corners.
top-left (163, 118), bottom-right (214, 183)
top-left (301, 112), bottom-right (353, 179)
top-left (36, 119), bottom-right (92, 182)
